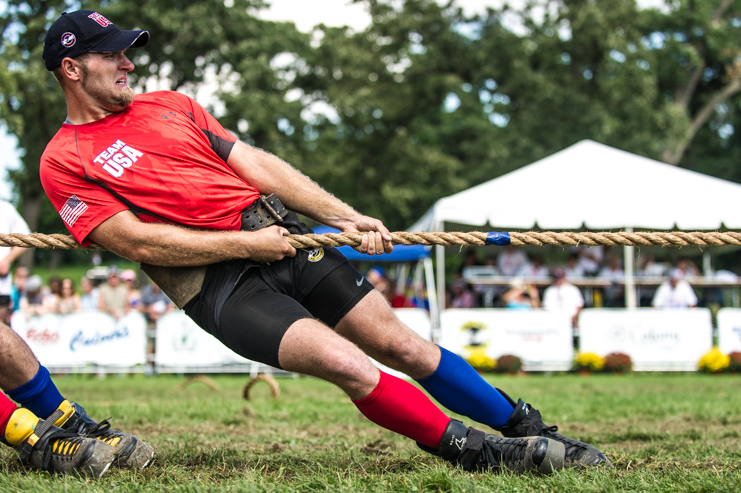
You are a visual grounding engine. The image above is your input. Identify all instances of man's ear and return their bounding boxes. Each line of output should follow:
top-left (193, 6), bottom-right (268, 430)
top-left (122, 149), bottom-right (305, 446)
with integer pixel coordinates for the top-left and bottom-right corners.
top-left (59, 57), bottom-right (83, 82)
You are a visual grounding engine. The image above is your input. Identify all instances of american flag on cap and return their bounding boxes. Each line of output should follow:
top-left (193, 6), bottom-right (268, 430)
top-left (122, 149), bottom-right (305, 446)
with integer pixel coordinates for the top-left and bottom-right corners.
top-left (59, 195), bottom-right (88, 226)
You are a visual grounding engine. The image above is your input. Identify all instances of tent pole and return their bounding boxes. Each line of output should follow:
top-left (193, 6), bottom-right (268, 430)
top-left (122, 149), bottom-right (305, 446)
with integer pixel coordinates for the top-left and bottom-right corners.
top-left (424, 257), bottom-right (440, 343)
top-left (436, 221), bottom-right (446, 316)
top-left (625, 226), bottom-right (636, 309)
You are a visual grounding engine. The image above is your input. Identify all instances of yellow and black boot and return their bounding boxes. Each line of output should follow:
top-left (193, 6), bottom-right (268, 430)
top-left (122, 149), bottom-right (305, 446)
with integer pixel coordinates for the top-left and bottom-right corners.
top-left (53, 400), bottom-right (154, 469)
top-left (2, 407), bottom-right (115, 478)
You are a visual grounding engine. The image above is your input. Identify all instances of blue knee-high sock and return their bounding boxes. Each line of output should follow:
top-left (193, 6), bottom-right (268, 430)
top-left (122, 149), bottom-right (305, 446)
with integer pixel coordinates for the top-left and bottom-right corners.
top-left (6, 365), bottom-right (65, 419)
top-left (417, 346), bottom-right (514, 428)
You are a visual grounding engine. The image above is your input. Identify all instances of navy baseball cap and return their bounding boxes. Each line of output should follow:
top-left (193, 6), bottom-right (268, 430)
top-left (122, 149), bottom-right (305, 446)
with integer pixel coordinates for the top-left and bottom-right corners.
top-left (43, 10), bottom-right (149, 71)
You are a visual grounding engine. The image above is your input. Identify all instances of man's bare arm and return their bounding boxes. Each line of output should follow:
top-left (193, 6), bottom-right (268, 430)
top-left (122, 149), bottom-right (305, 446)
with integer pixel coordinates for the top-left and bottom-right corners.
top-left (0, 246), bottom-right (27, 276)
top-left (87, 210), bottom-right (295, 266)
top-left (226, 141), bottom-right (392, 254)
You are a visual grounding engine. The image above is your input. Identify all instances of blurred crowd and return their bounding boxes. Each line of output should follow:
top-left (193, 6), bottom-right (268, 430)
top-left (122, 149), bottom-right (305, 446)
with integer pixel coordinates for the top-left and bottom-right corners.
top-left (8, 265), bottom-right (174, 324)
top-left (444, 246), bottom-right (735, 317)
top-left (365, 266), bottom-right (428, 309)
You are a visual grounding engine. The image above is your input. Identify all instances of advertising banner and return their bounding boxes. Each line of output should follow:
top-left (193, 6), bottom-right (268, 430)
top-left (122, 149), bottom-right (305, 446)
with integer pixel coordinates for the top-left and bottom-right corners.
top-left (439, 309), bottom-right (573, 371)
top-left (10, 311), bottom-right (147, 368)
top-left (154, 311), bottom-right (253, 367)
top-left (579, 308), bottom-right (713, 371)
top-left (717, 308), bottom-right (741, 354)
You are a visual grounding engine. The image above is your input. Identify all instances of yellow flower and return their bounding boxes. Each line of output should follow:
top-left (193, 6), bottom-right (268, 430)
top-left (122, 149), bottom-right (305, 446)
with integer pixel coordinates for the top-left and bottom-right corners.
top-left (465, 349), bottom-right (497, 371)
top-left (698, 347), bottom-right (730, 373)
top-left (574, 352), bottom-right (605, 371)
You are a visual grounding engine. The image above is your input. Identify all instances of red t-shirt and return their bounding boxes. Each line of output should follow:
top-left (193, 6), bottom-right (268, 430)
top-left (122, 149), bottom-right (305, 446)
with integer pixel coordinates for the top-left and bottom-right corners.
top-left (40, 91), bottom-right (260, 245)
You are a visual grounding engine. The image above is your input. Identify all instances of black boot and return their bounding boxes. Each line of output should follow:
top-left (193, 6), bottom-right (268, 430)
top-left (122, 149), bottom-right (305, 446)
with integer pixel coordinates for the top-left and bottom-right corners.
top-left (494, 389), bottom-right (612, 469)
top-left (418, 420), bottom-right (565, 474)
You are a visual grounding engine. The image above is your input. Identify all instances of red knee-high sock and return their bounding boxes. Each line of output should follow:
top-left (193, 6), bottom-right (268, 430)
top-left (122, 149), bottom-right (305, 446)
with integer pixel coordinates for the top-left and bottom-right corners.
top-left (353, 370), bottom-right (450, 449)
top-left (0, 392), bottom-right (19, 437)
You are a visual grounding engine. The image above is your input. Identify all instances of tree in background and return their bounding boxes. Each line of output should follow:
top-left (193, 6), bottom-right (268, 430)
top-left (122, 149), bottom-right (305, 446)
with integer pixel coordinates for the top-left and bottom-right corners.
top-left (0, 0), bottom-right (307, 267)
top-left (3, 0), bottom-right (741, 257)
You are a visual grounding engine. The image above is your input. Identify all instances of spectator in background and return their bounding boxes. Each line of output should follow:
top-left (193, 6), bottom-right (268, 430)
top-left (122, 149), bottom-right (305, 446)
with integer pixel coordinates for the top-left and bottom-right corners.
top-left (637, 255), bottom-right (664, 307)
top-left (79, 276), bottom-right (99, 311)
top-left (387, 279), bottom-right (415, 309)
top-left (497, 246), bottom-right (527, 277)
top-left (98, 266), bottom-right (129, 318)
top-left (121, 269), bottom-right (141, 309)
top-left (503, 279), bottom-right (540, 309)
top-left (46, 277), bottom-right (62, 298)
top-left (564, 253), bottom-right (585, 279)
top-left (458, 249), bottom-right (481, 274)
top-left (366, 266), bottom-right (395, 305)
top-left (367, 266), bottom-right (389, 292)
top-left (19, 275), bottom-right (46, 317)
top-left (543, 268), bottom-right (584, 327)
top-left (517, 255), bottom-right (549, 278)
top-left (10, 266), bottom-right (29, 314)
top-left (139, 281), bottom-right (174, 322)
top-left (470, 255), bottom-right (500, 308)
top-left (449, 279), bottom-right (477, 308)
top-left (652, 268), bottom-right (698, 309)
top-left (575, 246), bottom-right (604, 277)
top-left (638, 255), bottom-right (666, 278)
top-left (0, 200), bottom-right (30, 324)
top-left (598, 256), bottom-right (625, 307)
top-left (677, 257), bottom-right (700, 277)
top-left (49, 277), bottom-right (81, 314)
top-left (42, 277), bottom-right (62, 312)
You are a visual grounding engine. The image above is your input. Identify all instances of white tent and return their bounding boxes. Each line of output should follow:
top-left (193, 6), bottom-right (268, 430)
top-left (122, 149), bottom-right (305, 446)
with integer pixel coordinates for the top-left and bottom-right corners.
top-left (410, 140), bottom-right (741, 309)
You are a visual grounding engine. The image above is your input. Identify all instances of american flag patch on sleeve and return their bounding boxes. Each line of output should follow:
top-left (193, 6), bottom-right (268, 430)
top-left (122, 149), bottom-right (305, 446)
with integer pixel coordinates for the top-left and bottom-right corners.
top-left (59, 195), bottom-right (88, 226)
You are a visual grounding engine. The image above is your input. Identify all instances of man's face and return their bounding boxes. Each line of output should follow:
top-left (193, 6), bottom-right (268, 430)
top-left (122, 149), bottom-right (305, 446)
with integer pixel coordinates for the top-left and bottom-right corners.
top-left (108, 274), bottom-right (120, 287)
top-left (79, 51), bottom-right (135, 111)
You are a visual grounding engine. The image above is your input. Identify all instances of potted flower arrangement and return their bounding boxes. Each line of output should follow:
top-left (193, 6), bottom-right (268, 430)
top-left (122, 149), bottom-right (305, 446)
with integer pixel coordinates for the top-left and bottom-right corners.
top-left (465, 352), bottom-right (496, 373)
top-left (728, 352), bottom-right (741, 374)
top-left (573, 352), bottom-right (604, 375)
top-left (602, 352), bottom-right (633, 374)
top-left (697, 347), bottom-right (731, 374)
top-left (496, 354), bottom-right (523, 375)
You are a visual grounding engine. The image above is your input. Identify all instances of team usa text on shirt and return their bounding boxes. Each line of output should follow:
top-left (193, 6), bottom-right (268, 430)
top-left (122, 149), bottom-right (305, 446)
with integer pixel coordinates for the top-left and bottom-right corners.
top-left (93, 140), bottom-right (144, 178)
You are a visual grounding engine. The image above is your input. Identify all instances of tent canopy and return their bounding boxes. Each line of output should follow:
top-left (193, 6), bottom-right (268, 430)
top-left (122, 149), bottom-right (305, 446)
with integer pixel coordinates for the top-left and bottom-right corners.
top-left (311, 225), bottom-right (430, 262)
top-left (410, 140), bottom-right (741, 232)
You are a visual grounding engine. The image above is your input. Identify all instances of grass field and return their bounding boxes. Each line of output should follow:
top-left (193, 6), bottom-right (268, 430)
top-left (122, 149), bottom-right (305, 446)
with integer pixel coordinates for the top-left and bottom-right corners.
top-left (1, 373), bottom-right (740, 492)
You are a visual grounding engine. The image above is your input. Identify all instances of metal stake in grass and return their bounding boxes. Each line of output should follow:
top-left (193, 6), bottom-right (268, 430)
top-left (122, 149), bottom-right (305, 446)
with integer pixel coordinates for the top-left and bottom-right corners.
top-left (243, 374), bottom-right (281, 400)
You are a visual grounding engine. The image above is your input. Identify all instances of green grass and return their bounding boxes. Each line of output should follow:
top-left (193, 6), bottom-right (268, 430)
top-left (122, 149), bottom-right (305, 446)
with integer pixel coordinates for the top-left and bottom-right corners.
top-left (1, 374), bottom-right (740, 492)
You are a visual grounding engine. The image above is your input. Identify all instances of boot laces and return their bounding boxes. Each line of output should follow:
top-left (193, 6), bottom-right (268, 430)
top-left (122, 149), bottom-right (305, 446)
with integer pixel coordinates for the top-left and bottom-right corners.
top-left (67, 413), bottom-right (114, 439)
top-left (84, 419), bottom-right (113, 438)
top-left (480, 438), bottom-right (528, 469)
top-left (540, 425), bottom-right (589, 458)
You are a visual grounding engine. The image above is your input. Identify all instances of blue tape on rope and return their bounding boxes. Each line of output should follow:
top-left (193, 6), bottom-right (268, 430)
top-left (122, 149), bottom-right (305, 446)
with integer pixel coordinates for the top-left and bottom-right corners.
top-left (485, 232), bottom-right (511, 246)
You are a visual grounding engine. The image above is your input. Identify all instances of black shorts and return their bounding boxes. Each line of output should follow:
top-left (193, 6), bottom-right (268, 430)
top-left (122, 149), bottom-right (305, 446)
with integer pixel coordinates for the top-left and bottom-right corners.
top-left (185, 213), bottom-right (374, 368)
top-left (0, 295), bottom-right (10, 308)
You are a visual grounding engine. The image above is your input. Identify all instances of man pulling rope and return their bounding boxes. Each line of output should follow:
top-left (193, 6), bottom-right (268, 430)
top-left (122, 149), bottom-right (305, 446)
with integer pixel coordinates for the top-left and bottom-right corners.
top-left (38, 10), bottom-right (610, 475)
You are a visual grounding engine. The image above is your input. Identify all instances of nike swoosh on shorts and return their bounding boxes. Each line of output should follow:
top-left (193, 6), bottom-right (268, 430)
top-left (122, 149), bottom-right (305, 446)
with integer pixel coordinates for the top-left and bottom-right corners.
top-left (356, 277), bottom-right (364, 286)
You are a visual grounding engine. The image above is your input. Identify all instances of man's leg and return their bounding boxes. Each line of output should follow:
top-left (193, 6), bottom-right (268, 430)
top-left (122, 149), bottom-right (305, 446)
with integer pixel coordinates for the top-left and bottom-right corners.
top-left (277, 317), bottom-right (449, 448)
top-left (334, 290), bottom-right (516, 427)
top-left (276, 317), bottom-right (563, 473)
top-left (0, 322), bottom-right (153, 469)
top-left (334, 290), bottom-right (610, 468)
top-left (0, 322), bottom-right (64, 418)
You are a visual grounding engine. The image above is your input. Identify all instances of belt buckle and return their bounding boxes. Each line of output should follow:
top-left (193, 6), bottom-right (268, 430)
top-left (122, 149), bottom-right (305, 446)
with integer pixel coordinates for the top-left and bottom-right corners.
top-left (260, 195), bottom-right (284, 222)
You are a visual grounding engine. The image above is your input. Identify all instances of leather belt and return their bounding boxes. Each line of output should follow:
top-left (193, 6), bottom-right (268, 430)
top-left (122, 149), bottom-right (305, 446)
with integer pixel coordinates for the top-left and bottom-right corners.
top-left (142, 194), bottom-right (289, 310)
top-left (240, 194), bottom-right (288, 231)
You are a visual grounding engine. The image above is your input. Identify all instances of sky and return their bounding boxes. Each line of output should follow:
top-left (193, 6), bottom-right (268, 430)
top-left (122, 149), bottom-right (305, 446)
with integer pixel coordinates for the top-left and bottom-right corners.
top-left (0, 0), bottom-right (666, 201)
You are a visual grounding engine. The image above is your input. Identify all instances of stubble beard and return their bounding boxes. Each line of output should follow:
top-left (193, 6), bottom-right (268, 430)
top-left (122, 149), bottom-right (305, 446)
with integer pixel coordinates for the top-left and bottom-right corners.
top-left (80, 62), bottom-right (135, 110)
